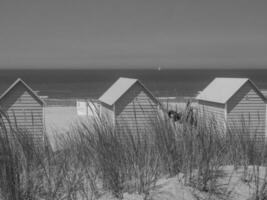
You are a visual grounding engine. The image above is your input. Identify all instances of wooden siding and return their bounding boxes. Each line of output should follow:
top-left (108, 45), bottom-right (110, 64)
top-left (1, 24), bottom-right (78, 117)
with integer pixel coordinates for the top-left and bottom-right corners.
top-left (198, 100), bottom-right (226, 130)
top-left (0, 83), bottom-right (44, 145)
top-left (227, 81), bottom-right (266, 139)
top-left (100, 102), bottom-right (114, 124)
top-left (115, 82), bottom-right (158, 136)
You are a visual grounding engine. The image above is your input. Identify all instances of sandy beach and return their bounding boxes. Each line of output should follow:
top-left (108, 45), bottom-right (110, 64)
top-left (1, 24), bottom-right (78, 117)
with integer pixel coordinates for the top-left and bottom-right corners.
top-left (45, 106), bottom-right (76, 148)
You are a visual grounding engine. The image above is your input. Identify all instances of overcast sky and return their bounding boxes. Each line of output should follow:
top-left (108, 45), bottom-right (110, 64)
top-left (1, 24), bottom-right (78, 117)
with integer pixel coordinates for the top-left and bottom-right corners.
top-left (0, 0), bottom-right (267, 69)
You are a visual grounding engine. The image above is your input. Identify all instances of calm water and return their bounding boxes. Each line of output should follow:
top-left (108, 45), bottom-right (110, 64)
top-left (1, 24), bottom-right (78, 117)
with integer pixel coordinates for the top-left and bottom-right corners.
top-left (0, 69), bottom-right (267, 99)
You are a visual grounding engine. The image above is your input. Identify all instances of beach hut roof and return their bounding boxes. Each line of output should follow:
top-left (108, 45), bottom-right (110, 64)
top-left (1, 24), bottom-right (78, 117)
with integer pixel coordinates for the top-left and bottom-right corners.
top-left (99, 77), bottom-right (157, 106)
top-left (0, 78), bottom-right (45, 105)
top-left (196, 77), bottom-right (265, 104)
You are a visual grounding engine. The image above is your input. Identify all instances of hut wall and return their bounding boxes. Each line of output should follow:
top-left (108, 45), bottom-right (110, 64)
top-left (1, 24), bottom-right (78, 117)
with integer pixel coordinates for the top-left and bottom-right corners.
top-left (227, 82), bottom-right (266, 139)
top-left (115, 82), bottom-right (158, 136)
top-left (0, 83), bottom-right (44, 144)
top-left (100, 102), bottom-right (114, 124)
top-left (198, 100), bottom-right (226, 130)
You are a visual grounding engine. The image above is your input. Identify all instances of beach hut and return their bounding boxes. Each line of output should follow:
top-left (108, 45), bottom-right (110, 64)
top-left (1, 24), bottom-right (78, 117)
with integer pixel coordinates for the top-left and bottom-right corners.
top-left (99, 77), bottom-right (160, 134)
top-left (196, 78), bottom-right (266, 138)
top-left (0, 78), bottom-right (45, 145)
top-left (76, 99), bottom-right (100, 116)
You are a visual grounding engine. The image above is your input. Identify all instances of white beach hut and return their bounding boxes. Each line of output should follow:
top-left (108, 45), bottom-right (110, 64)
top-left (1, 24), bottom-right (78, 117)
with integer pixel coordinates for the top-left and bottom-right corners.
top-left (196, 78), bottom-right (266, 138)
top-left (0, 78), bottom-right (45, 145)
top-left (98, 77), bottom-right (160, 134)
top-left (76, 99), bottom-right (100, 116)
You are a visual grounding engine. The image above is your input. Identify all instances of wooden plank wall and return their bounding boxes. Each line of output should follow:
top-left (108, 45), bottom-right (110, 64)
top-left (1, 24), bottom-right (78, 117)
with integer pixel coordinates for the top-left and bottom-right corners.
top-left (100, 102), bottom-right (114, 125)
top-left (0, 83), bottom-right (44, 145)
top-left (227, 82), bottom-right (266, 139)
top-left (198, 100), bottom-right (226, 130)
top-left (115, 82), bottom-right (158, 137)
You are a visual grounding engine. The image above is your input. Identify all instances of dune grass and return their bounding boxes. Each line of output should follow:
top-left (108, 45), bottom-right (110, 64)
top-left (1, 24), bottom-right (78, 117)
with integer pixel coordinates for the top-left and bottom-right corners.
top-left (0, 104), bottom-right (267, 200)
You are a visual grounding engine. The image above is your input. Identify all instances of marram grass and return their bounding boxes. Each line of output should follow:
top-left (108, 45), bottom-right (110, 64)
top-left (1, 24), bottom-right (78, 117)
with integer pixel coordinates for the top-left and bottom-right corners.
top-left (0, 105), bottom-right (267, 200)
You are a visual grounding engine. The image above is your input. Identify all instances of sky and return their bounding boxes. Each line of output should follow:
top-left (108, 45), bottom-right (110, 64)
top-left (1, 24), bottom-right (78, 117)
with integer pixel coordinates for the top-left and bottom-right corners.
top-left (0, 0), bottom-right (267, 69)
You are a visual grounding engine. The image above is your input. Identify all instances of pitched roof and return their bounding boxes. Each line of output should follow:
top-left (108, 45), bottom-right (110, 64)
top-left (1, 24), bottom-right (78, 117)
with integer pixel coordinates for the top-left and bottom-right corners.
top-left (196, 77), bottom-right (265, 104)
top-left (99, 77), bottom-right (159, 106)
top-left (99, 77), bottom-right (138, 106)
top-left (0, 78), bottom-right (45, 105)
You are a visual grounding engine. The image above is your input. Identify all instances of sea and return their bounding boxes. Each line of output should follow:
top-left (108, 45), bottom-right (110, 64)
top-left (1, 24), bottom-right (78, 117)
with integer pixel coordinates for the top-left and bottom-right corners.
top-left (1, 69), bottom-right (267, 101)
